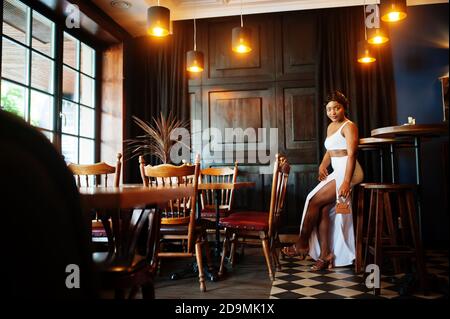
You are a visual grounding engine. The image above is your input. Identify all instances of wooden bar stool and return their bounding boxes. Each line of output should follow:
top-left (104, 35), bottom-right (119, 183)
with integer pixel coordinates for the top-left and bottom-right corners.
top-left (362, 183), bottom-right (427, 295)
top-left (354, 183), bottom-right (401, 273)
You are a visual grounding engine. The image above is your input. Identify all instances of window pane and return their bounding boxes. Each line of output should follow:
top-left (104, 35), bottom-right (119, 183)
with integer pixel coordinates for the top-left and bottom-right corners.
top-left (63, 32), bottom-right (79, 69)
top-left (81, 43), bottom-right (95, 77)
top-left (63, 66), bottom-right (78, 102)
top-left (80, 74), bottom-right (94, 107)
top-left (62, 134), bottom-right (78, 164)
top-left (32, 11), bottom-right (54, 58)
top-left (2, 0), bottom-right (30, 45)
top-left (62, 99), bottom-right (79, 135)
top-left (80, 106), bottom-right (94, 138)
top-left (31, 52), bottom-right (53, 93)
top-left (30, 90), bottom-right (53, 130)
top-left (2, 37), bottom-right (29, 85)
top-left (1, 80), bottom-right (28, 119)
top-left (79, 138), bottom-right (94, 164)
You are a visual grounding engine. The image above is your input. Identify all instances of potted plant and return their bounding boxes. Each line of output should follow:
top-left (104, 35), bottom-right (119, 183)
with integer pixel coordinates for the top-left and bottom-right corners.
top-left (125, 112), bottom-right (190, 164)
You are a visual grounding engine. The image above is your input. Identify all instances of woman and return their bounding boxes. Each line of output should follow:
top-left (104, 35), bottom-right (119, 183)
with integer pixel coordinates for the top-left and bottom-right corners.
top-left (282, 91), bottom-right (364, 270)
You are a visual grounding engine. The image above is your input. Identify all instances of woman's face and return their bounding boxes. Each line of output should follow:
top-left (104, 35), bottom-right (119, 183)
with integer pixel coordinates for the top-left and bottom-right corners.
top-left (326, 101), bottom-right (346, 122)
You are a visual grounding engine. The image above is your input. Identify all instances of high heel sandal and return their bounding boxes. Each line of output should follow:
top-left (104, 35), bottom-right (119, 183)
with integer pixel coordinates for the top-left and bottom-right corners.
top-left (281, 245), bottom-right (308, 259)
top-left (310, 254), bottom-right (334, 271)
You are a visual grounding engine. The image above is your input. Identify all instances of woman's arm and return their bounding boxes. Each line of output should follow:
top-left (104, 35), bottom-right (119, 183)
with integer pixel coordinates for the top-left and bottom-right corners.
top-left (318, 151), bottom-right (331, 181)
top-left (339, 122), bottom-right (359, 198)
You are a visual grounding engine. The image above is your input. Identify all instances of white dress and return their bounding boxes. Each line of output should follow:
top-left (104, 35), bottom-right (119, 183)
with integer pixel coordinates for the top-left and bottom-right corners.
top-left (299, 121), bottom-right (364, 267)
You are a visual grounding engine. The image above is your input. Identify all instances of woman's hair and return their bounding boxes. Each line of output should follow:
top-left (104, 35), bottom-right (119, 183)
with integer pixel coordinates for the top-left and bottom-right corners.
top-left (326, 90), bottom-right (349, 110)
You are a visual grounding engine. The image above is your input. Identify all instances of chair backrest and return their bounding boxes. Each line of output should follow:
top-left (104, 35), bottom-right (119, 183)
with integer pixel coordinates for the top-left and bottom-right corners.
top-left (139, 156), bottom-right (200, 252)
top-left (200, 162), bottom-right (238, 211)
top-left (268, 154), bottom-right (290, 239)
top-left (68, 153), bottom-right (122, 187)
top-left (99, 207), bottom-right (160, 267)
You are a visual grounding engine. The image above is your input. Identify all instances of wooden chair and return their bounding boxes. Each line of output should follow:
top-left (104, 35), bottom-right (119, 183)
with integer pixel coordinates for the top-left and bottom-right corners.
top-left (199, 162), bottom-right (238, 220)
top-left (68, 153), bottom-right (122, 187)
top-left (93, 206), bottom-right (161, 299)
top-left (68, 154), bottom-right (122, 242)
top-left (139, 155), bottom-right (213, 292)
top-left (218, 154), bottom-right (290, 280)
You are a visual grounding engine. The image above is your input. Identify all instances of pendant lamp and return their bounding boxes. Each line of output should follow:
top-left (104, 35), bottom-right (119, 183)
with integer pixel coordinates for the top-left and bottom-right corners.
top-left (367, 26), bottom-right (389, 44)
top-left (147, 0), bottom-right (170, 37)
top-left (380, 0), bottom-right (407, 22)
top-left (232, 0), bottom-right (252, 54)
top-left (187, 19), bottom-right (204, 73)
top-left (357, 41), bottom-right (376, 64)
top-left (358, 3), bottom-right (376, 64)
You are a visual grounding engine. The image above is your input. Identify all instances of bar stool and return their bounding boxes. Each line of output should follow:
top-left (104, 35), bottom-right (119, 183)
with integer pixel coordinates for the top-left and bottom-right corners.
top-left (362, 183), bottom-right (427, 295)
top-left (354, 137), bottom-right (412, 273)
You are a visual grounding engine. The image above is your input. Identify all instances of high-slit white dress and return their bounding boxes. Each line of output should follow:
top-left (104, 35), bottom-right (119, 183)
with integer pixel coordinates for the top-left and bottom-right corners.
top-left (299, 121), bottom-right (364, 267)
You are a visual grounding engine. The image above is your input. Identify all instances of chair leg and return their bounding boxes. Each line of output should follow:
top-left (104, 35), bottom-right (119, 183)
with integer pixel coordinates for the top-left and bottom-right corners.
top-left (219, 229), bottom-right (230, 277)
top-left (374, 190), bottom-right (384, 296)
top-left (405, 191), bottom-right (428, 293)
top-left (355, 186), bottom-right (365, 273)
top-left (261, 233), bottom-right (274, 281)
top-left (195, 240), bottom-right (206, 292)
top-left (229, 232), bottom-right (237, 267)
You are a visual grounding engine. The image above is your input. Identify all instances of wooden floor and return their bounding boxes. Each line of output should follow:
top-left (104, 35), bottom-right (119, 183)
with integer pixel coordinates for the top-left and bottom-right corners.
top-left (153, 246), bottom-right (273, 299)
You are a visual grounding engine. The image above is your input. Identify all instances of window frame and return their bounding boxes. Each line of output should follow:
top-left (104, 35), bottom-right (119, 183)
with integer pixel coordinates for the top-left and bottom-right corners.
top-left (0, 0), bottom-right (102, 164)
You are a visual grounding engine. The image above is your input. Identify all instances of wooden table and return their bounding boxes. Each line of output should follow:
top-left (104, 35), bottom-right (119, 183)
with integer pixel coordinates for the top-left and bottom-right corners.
top-left (79, 184), bottom-right (195, 210)
top-left (197, 182), bottom-right (256, 256)
top-left (371, 123), bottom-right (448, 239)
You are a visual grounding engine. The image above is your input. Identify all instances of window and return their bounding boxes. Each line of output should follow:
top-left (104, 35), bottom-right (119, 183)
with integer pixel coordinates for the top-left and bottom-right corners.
top-left (61, 32), bottom-right (96, 164)
top-left (1, 0), bottom-right (97, 164)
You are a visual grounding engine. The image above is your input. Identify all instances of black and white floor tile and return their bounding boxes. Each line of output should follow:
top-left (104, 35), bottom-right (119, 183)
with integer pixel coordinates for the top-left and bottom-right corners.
top-left (270, 251), bottom-right (448, 299)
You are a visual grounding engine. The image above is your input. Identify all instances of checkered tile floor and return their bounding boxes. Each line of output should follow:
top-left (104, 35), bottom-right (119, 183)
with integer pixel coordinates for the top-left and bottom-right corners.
top-left (270, 251), bottom-right (448, 299)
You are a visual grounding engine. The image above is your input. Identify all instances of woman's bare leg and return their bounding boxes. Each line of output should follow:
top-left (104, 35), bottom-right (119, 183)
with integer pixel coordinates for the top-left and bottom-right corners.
top-left (317, 203), bottom-right (334, 259)
top-left (296, 180), bottom-right (336, 250)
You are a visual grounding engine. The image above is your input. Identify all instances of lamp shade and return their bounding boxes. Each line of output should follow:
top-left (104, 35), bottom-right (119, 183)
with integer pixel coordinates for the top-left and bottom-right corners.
top-left (186, 50), bottom-right (204, 73)
top-left (367, 27), bottom-right (389, 44)
top-left (357, 41), bottom-right (376, 64)
top-left (147, 6), bottom-right (170, 37)
top-left (380, 0), bottom-right (407, 22)
top-left (232, 26), bottom-right (252, 53)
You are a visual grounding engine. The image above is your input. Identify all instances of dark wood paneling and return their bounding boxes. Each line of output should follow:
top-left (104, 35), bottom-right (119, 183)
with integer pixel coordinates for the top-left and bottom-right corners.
top-left (276, 12), bottom-right (317, 81)
top-left (190, 11), bottom-right (320, 231)
top-left (202, 83), bottom-right (276, 164)
top-left (281, 86), bottom-right (318, 163)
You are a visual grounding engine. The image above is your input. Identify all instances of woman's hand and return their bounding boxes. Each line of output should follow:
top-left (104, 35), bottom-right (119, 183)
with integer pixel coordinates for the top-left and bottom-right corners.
top-left (338, 181), bottom-right (351, 199)
top-left (318, 165), bottom-right (328, 181)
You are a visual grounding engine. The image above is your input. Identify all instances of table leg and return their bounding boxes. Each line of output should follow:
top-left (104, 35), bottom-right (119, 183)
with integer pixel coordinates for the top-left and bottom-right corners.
top-left (215, 189), bottom-right (221, 257)
top-left (379, 149), bottom-right (384, 183)
top-left (390, 144), bottom-right (396, 184)
top-left (413, 137), bottom-right (423, 240)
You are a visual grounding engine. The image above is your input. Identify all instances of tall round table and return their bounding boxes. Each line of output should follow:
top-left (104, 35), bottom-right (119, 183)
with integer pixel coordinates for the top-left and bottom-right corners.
top-left (371, 123), bottom-right (448, 239)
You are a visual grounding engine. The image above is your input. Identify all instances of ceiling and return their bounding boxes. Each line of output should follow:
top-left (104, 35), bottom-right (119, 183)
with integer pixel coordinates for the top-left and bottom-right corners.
top-left (91, 0), bottom-right (448, 37)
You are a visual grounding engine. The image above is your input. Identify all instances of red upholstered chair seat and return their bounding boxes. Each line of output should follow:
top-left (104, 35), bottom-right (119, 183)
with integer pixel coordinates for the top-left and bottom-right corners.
top-left (201, 207), bottom-right (232, 218)
top-left (219, 212), bottom-right (269, 231)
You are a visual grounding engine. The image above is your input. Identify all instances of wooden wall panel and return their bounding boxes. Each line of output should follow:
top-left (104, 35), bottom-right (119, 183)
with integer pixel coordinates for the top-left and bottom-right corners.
top-left (190, 10), bottom-right (320, 231)
top-left (276, 12), bottom-right (317, 81)
top-left (202, 84), bottom-right (276, 164)
top-left (282, 86), bottom-right (318, 163)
